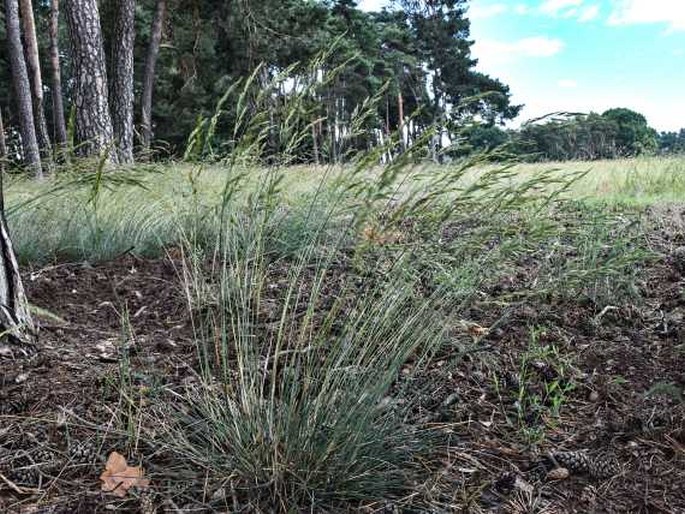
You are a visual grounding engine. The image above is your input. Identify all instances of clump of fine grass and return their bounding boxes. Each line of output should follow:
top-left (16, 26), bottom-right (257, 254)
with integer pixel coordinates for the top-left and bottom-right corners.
top-left (140, 64), bottom-right (449, 508)
top-left (166, 233), bottom-right (447, 507)
top-left (157, 174), bottom-right (618, 509)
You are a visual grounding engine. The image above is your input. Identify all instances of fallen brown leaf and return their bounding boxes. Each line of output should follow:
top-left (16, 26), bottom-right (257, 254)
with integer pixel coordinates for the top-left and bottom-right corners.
top-left (100, 451), bottom-right (150, 497)
top-left (467, 323), bottom-right (489, 337)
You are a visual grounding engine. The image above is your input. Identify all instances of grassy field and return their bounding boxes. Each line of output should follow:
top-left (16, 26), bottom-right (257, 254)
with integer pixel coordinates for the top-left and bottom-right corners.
top-left (2, 154), bottom-right (684, 512)
top-left (6, 155), bottom-right (685, 264)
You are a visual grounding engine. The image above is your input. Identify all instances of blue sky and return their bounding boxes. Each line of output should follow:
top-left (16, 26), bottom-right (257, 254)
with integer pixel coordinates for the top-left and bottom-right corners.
top-left (358, 0), bottom-right (685, 132)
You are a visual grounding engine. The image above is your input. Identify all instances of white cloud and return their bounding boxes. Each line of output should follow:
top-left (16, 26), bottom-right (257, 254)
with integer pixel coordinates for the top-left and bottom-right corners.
top-left (558, 79), bottom-right (578, 88)
top-left (514, 37), bottom-right (565, 56)
top-left (474, 36), bottom-right (564, 68)
top-left (539, 0), bottom-right (584, 16)
top-left (515, 4), bottom-right (530, 15)
top-left (469, 3), bottom-right (508, 20)
top-left (537, 0), bottom-right (599, 23)
top-left (609, 0), bottom-right (685, 31)
top-left (578, 5), bottom-right (600, 22)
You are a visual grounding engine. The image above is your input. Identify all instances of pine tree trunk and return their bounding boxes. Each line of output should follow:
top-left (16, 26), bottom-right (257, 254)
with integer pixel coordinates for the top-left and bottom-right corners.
top-left (0, 109), bottom-right (6, 174)
top-left (0, 206), bottom-right (36, 357)
top-left (49, 0), bottom-right (69, 162)
top-left (63, 0), bottom-right (117, 162)
top-left (4, 0), bottom-right (43, 178)
top-left (311, 122), bottom-right (319, 165)
top-left (19, 0), bottom-right (53, 173)
top-left (110, 0), bottom-right (135, 164)
top-left (0, 113), bottom-right (36, 356)
top-left (140, 0), bottom-right (166, 157)
top-left (397, 90), bottom-right (405, 151)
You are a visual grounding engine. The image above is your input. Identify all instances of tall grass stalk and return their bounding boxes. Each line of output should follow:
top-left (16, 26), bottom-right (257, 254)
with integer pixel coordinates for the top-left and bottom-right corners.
top-left (138, 61), bottom-right (627, 511)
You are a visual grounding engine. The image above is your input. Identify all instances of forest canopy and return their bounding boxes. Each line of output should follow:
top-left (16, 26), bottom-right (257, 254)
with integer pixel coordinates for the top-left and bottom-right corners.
top-left (0, 0), bottom-right (679, 172)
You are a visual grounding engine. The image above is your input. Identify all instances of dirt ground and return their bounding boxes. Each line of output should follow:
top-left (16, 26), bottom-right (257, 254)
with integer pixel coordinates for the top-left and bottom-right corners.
top-left (1, 216), bottom-right (685, 513)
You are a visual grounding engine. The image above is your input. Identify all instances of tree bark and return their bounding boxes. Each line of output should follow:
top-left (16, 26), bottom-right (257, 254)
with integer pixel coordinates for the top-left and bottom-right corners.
top-left (311, 122), bottom-right (319, 165)
top-left (0, 109), bottom-right (37, 356)
top-left (397, 90), bottom-right (406, 151)
top-left (63, 0), bottom-right (117, 162)
top-left (0, 109), bottom-right (6, 174)
top-left (110, 0), bottom-right (135, 164)
top-left (48, 0), bottom-right (69, 162)
top-left (140, 0), bottom-right (166, 157)
top-left (0, 196), bottom-right (36, 357)
top-left (4, 0), bottom-right (42, 178)
top-left (19, 0), bottom-right (53, 172)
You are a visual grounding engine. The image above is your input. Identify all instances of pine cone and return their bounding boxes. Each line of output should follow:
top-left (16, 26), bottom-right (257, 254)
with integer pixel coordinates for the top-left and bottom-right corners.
top-left (550, 451), bottom-right (591, 474)
top-left (7, 456), bottom-right (40, 487)
top-left (139, 492), bottom-right (157, 514)
top-left (502, 371), bottom-right (521, 391)
top-left (550, 451), bottom-right (620, 479)
top-left (494, 471), bottom-right (518, 493)
top-left (588, 454), bottom-right (620, 478)
top-left (9, 467), bottom-right (39, 486)
top-left (32, 448), bottom-right (56, 465)
top-left (532, 361), bottom-right (557, 381)
top-left (68, 440), bottom-right (98, 465)
top-left (23, 425), bottom-right (49, 446)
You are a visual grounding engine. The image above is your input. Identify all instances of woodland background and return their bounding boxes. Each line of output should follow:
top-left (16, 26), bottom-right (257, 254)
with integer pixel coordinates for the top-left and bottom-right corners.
top-left (2, 0), bottom-right (683, 178)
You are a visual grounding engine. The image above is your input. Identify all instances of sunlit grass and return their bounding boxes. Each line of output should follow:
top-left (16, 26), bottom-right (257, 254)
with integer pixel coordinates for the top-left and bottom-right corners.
top-left (7, 154), bottom-right (680, 264)
top-left (507, 155), bottom-right (685, 204)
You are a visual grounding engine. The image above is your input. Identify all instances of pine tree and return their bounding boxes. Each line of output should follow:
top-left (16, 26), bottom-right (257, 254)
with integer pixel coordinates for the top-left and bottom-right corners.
top-left (140, 0), bottom-right (166, 156)
top-left (63, 0), bottom-right (117, 161)
top-left (3, 0), bottom-right (42, 177)
top-left (110, 0), bottom-right (136, 163)
top-left (19, 0), bottom-right (53, 171)
top-left (48, 0), bottom-right (69, 161)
